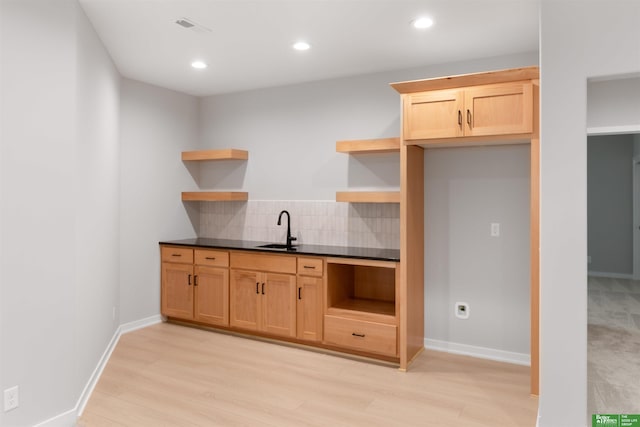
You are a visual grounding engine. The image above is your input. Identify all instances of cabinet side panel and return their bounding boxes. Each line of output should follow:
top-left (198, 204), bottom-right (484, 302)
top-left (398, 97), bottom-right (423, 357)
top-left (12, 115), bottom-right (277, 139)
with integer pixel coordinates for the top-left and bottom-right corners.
top-left (401, 144), bottom-right (425, 367)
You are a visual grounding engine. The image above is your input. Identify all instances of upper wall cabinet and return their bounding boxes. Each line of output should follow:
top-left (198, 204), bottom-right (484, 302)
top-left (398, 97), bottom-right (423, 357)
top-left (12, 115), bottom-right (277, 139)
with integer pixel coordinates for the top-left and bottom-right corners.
top-left (403, 82), bottom-right (533, 141)
top-left (392, 66), bottom-right (538, 146)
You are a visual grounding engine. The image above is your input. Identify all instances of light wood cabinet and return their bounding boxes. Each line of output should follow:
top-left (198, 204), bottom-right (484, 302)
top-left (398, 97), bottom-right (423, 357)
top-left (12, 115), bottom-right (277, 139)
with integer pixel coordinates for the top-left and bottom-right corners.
top-left (403, 81), bottom-right (533, 142)
top-left (194, 265), bottom-right (229, 326)
top-left (324, 257), bottom-right (399, 357)
top-left (391, 66), bottom-right (540, 393)
top-left (161, 261), bottom-right (194, 319)
top-left (296, 257), bottom-right (324, 342)
top-left (161, 246), bottom-right (229, 327)
top-left (230, 252), bottom-right (297, 338)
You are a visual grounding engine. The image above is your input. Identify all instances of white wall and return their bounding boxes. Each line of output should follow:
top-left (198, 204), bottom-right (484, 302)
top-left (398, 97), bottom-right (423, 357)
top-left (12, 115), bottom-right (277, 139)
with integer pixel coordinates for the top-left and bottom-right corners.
top-left (0, 1), bottom-right (120, 425)
top-left (539, 1), bottom-right (640, 426)
top-left (199, 52), bottom-right (538, 200)
top-left (118, 78), bottom-right (199, 324)
top-left (587, 77), bottom-right (640, 129)
top-left (425, 145), bottom-right (530, 358)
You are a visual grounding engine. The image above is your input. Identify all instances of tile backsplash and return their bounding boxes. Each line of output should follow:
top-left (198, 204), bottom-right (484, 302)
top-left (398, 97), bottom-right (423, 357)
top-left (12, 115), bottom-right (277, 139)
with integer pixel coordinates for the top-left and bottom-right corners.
top-left (199, 200), bottom-right (399, 249)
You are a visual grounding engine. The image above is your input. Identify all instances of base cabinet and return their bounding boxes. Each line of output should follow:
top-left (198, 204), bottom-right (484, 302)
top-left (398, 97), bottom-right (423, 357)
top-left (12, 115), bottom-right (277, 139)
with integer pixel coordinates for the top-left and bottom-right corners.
top-left (161, 245), bottom-right (399, 364)
top-left (194, 265), bottom-right (229, 326)
top-left (161, 262), bottom-right (194, 319)
top-left (161, 246), bottom-right (229, 327)
top-left (296, 256), bottom-right (324, 343)
top-left (324, 315), bottom-right (397, 357)
top-left (230, 269), bottom-right (297, 338)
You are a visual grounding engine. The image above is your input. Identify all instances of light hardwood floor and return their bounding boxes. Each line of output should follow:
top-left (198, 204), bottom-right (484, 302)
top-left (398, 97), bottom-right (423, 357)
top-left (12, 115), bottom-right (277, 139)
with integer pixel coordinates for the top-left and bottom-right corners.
top-left (79, 323), bottom-right (538, 427)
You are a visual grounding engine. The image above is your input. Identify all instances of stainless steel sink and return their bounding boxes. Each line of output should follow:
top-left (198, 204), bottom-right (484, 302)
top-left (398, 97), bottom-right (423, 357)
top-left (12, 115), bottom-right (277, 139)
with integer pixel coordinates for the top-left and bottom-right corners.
top-left (256, 243), bottom-right (297, 250)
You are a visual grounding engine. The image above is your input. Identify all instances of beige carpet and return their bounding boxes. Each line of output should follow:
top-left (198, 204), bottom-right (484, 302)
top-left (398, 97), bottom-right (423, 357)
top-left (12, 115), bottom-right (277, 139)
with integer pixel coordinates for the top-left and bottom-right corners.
top-left (588, 277), bottom-right (640, 415)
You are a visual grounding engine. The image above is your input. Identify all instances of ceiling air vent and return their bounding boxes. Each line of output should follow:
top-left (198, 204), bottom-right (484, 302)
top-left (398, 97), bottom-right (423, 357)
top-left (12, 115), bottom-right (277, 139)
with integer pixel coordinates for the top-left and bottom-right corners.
top-left (175, 17), bottom-right (211, 33)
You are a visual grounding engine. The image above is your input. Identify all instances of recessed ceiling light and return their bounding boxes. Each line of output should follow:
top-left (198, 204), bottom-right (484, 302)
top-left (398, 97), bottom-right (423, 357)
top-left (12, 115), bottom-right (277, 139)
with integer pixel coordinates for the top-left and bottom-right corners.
top-left (412, 17), bottom-right (434, 29)
top-left (191, 60), bottom-right (207, 69)
top-left (293, 41), bottom-right (311, 51)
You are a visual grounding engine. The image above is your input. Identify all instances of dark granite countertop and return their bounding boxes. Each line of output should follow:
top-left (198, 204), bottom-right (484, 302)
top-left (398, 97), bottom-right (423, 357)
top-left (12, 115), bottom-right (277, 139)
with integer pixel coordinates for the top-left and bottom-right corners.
top-left (159, 238), bottom-right (399, 262)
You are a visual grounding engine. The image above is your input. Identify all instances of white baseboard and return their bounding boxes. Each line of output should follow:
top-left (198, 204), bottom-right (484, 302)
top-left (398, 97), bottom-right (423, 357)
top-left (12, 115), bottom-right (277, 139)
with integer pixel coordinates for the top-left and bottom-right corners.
top-left (34, 314), bottom-right (164, 426)
top-left (33, 408), bottom-right (77, 427)
top-left (424, 338), bottom-right (530, 366)
top-left (120, 314), bottom-right (163, 334)
top-left (588, 271), bottom-right (634, 279)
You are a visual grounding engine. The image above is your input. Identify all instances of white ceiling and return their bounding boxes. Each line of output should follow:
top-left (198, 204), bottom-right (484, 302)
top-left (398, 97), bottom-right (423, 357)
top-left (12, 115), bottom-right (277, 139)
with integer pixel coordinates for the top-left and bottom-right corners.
top-left (79, 0), bottom-right (540, 97)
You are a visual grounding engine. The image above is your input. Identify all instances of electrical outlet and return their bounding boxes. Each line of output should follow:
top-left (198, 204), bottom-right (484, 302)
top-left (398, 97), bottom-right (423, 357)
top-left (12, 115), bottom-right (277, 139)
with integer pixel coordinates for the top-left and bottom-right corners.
top-left (4, 386), bottom-right (19, 412)
top-left (455, 302), bottom-right (470, 319)
top-left (490, 223), bottom-right (500, 237)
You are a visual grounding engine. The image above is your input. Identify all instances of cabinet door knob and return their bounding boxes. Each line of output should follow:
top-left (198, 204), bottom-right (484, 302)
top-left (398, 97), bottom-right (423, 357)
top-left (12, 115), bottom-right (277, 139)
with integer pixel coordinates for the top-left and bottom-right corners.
top-left (194, 275), bottom-right (198, 287)
top-left (188, 274), bottom-right (192, 286)
top-left (261, 283), bottom-right (265, 295)
top-left (467, 109), bottom-right (472, 127)
top-left (458, 110), bottom-right (462, 127)
top-left (298, 287), bottom-right (302, 300)
top-left (256, 282), bottom-right (260, 294)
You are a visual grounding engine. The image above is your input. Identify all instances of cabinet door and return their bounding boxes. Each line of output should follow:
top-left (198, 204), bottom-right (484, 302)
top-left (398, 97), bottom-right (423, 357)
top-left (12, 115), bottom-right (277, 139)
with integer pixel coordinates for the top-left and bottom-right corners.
top-left (195, 265), bottom-right (229, 326)
top-left (464, 82), bottom-right (533, 137)
top-left (230, 269), bottom-right (260, 331)
top-left (403, 89), bottom-right (463, 140)
top-left (296, 276), bottom-right (323, 342)
top-left (262, 273), bottom-right (297, 338)
top-left (161, 262), bottom-right (194, 320)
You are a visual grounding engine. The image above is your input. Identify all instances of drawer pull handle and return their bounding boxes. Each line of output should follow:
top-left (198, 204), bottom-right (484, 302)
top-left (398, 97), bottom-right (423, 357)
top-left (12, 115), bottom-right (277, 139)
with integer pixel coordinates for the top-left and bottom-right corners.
top-left (352, 333), bottom-right (365, 338)
top-left (467, 109), bottom-right (472, 127)
top-left (458, 110), bottom-right (462, 127)
top-left (298, 287), bottom-right (302, 300)
top-left (256, 282), bottom-right (260, 294)
top-left (194, 275), bottom-right (198, 287)
top-left (261, 283), bottom-right (265, 295)
top-left (205, 257), bottom-right (216, 260)
top-left (188, 274), bottom-right (192, 286)
top-left (171, 254), bottom-right (182, 257)
top-left (303, 265), bottom-right (316, 269)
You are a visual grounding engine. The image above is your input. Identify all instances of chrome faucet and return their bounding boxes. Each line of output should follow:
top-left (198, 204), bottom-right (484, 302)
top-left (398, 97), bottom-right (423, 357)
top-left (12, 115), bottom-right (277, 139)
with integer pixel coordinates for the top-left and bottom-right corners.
top-left (277, 210), bottom-right (297, 249)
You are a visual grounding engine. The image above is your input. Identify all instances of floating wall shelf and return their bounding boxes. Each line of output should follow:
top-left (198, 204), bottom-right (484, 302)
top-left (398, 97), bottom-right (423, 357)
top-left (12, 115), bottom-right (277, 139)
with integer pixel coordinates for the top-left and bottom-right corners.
top-left (180, 148), bottom-right (249, 202)
top-left (181, 149), bottom-right (248, 161)
top-left (335, 191), bottom-right (400, 204)
top-left (336, 137), bottom-right (400, 203)
top-left (336, 137), bottom-right (400, 153)
top-left (182, 192), bottom-right (248, 202)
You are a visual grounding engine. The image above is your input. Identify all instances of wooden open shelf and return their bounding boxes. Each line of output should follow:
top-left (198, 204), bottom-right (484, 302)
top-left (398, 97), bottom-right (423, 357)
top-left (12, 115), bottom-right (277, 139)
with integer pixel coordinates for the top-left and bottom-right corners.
top-left (336, 191), bottom-right (400, 204)
top-left (336, 137), bottom-right (400, 153)
top-left (182, 149), bottom-right (248, 161)
top-left (329, 298), bottom-right (395, 318)
top-left (182, 192), bottom-right (248, 202)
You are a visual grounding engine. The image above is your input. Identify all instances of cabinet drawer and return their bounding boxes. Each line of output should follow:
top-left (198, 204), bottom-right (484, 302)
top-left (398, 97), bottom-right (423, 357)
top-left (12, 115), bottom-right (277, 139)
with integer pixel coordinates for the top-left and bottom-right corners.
top-left (230, 252), bottom-right (296, 274)
top-left (195, 249), bottom-right (229, 267)
top-left (297, 257), bottom-right (323, 277)
top-left (324, 315), bottom-right (397, 356)
top-left (161, 246), bottom-right (193, 264)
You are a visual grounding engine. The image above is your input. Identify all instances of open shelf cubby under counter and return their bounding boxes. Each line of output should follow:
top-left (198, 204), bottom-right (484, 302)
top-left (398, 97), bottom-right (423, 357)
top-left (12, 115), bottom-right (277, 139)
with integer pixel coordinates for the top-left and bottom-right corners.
top-left (326, 258), bottom-right (399, 325)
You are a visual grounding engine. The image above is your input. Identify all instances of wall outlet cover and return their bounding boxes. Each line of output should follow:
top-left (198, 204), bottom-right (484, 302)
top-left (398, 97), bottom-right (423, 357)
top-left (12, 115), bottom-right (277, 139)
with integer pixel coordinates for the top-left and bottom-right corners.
top-left (4, 386), bottom-right (19, 412)
top-left (455, 302), bottom-right (470, 319)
